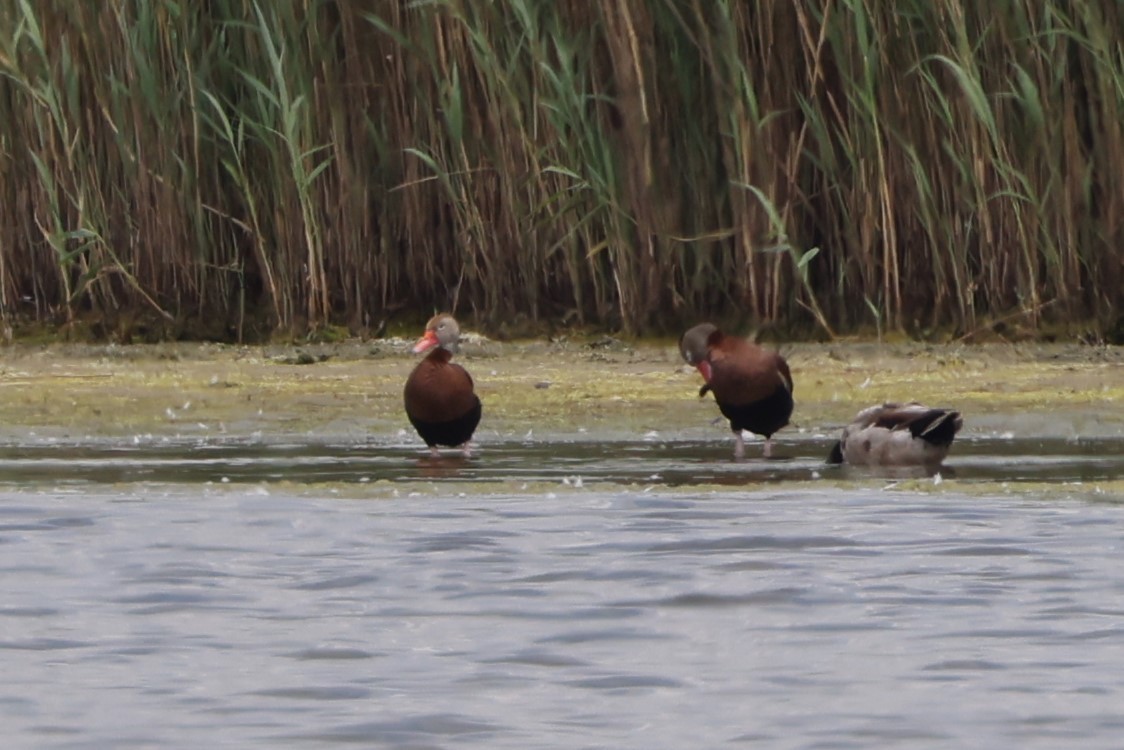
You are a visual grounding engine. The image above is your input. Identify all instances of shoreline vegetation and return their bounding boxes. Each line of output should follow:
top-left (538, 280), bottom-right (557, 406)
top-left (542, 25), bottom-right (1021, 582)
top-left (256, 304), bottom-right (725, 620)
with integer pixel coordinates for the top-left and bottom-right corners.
top-left (0, 339), bottom-right (1120, 445)
top-left (0, 2), bottom-right (1121, 344)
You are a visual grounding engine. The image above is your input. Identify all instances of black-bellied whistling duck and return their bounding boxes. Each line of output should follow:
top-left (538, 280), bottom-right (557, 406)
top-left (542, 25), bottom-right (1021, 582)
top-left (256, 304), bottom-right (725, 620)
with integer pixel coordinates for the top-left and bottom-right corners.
top-left (827, 402), bottom-right (962, 467)
top-left (403, 313), bottom-right (481, 456)
top-left (679, 323), bottom-right (794, 459)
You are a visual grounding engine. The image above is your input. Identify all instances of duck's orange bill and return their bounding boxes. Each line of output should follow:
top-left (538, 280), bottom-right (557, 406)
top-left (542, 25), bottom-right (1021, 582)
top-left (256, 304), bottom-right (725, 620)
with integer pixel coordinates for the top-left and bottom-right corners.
top-left (696, 361), bottom-right (713, 382)
top-left (412, 330), bottom-right (439, 354)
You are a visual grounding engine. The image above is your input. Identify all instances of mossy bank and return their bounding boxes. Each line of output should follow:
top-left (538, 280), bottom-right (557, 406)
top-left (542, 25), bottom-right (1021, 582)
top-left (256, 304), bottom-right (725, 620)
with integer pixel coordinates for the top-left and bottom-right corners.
top-left (0, 339), bottom-right (1119, 444)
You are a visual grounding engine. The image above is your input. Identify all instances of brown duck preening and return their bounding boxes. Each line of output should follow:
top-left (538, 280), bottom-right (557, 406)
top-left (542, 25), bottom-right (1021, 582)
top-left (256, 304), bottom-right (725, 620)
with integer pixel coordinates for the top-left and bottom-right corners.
top-left (679, 323), bottom-right (794, 459)
top-left (403, 313), bottom-right (482, 456)
top-left (826, 402), bottom-right (962, 467)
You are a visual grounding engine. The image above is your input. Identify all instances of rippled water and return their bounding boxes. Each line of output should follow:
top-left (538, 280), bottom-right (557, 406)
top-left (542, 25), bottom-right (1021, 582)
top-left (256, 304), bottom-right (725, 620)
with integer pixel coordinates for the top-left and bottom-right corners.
top-left (0, 434), bottom-right (1121, 487)
top-left (2, 436), bottom-right (1123, 748)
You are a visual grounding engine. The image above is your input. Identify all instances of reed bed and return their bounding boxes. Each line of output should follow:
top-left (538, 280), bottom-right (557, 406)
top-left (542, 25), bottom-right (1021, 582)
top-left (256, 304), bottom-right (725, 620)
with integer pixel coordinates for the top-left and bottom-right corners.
top-left (0, 0), bottom-right (1120, 341)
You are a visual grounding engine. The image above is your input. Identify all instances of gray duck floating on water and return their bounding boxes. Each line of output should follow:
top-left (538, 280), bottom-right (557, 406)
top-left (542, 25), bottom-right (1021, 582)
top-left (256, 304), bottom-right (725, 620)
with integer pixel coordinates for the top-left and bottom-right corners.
top-left (827, 402), bottom-right (962, 467)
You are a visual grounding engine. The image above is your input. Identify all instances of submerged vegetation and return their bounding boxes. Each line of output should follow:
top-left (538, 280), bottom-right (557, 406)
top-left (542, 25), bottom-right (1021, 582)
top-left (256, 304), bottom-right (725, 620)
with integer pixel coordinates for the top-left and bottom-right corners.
top-left (0, 1), bottom-right (1120, 341)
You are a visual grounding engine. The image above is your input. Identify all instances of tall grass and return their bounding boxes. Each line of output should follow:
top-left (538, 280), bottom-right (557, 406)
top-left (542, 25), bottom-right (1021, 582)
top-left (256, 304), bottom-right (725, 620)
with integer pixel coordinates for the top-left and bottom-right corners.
top-left (0, 0), bottom-right (1120, 340)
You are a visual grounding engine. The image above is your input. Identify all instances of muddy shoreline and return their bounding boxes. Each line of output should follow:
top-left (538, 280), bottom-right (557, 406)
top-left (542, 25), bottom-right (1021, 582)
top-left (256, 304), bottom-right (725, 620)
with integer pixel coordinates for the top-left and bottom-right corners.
top-left (0, 338), bottom-right (1120, 445)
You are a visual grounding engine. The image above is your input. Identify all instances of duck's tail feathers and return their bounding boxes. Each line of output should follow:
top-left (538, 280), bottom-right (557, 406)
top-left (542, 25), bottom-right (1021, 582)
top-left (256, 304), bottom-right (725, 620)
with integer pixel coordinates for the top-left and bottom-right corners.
top-left (908, 409), bottom-right (963, 447)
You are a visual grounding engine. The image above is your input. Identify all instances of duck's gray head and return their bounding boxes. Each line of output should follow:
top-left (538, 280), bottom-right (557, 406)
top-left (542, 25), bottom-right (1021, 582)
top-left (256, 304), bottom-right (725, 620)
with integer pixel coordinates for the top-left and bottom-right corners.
top-left (413, 313), bottom-right (462, 354)
top-left (678, 323), bottom-right (719, 366)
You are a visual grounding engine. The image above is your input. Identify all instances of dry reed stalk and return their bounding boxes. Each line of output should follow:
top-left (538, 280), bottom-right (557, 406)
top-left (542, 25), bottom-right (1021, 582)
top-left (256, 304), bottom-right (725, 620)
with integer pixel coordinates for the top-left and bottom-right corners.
top-left (0, 0), bottom-right (1118, 340)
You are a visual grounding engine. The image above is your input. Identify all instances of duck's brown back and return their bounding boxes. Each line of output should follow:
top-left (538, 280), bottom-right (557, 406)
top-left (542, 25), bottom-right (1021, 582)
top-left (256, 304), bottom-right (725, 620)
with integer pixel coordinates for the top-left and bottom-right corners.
top-left (707, 333), bottom-right (792, 406)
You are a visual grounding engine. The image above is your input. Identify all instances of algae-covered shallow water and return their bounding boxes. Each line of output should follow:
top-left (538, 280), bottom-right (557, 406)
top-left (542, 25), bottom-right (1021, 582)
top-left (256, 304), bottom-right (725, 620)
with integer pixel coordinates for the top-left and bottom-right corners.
top-left (1, 341), bottom-right (1122, 748)
top-left (0, 434), bottom-right (1121, 491)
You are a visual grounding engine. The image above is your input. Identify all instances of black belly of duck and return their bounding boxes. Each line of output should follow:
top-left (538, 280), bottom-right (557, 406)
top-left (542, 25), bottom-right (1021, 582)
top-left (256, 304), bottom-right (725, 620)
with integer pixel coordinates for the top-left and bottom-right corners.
top-left (716, 386), bottom-right (793, 438)
top-left (407, 397), bottom-right (482, 447)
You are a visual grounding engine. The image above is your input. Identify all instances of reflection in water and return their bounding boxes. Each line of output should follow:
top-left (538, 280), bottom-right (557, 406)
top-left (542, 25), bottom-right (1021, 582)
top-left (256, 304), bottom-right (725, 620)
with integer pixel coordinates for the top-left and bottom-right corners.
top-left (415, 453), bottom-right (474, 479)
top-left (0, 435), bottom-right (1119, 487)
top-left (828, 462), bottom-right (958, 481)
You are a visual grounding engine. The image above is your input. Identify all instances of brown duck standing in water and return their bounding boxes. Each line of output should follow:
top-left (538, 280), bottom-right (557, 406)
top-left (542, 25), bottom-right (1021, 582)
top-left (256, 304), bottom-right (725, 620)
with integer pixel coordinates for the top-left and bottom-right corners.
top-left (827, 402), bottom-right (962, 467)
top-left (403, 314), bottom-right (481, 456)
top-left (679, 323), bottom-right (794, 459)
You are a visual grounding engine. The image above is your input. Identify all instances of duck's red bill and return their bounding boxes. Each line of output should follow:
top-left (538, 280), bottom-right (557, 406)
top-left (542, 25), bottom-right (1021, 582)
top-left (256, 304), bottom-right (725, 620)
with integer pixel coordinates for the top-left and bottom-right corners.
top-left (412, 331), bottom-right (439, 354)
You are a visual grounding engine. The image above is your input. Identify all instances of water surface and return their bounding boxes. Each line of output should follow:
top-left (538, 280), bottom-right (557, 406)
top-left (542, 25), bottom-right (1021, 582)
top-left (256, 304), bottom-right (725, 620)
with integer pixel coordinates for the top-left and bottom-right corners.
top-left (1, 436), bottom-right (1122, 748)
top-left (0, 434), bottom-right (1121, 487)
